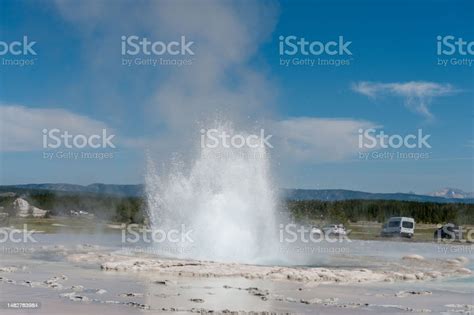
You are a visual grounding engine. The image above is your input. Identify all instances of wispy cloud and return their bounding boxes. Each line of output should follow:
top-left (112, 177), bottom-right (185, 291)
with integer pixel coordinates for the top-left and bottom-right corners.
top-left (351, 81), bottom-right (458, 119)
top-left (269, 117), bottom-right (379, 162)
top-left (0, 104), bottom-right (113, 152)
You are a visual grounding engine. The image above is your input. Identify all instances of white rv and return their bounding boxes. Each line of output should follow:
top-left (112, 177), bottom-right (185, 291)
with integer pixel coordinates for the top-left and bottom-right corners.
top-left (381, 217), bottom-right (415, 238)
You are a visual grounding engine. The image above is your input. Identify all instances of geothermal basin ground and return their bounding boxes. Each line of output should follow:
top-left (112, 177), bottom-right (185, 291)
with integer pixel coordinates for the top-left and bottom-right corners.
top-left (1, 222), bottom-right (473, 315)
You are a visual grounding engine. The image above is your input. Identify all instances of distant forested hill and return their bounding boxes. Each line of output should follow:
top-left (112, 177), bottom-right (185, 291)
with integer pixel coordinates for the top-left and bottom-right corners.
top-left (1, 184), bottom-right (472, 204)
top-left (1, 185), bottom-right (472, 224)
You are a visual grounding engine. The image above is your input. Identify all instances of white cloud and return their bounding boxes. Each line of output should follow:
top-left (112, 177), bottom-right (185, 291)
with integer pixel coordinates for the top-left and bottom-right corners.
top-left (0, 104), bottom-right (114, 152)
top-left (0, 104), bottom-right (382, 164)
top-left (351, 81), bottom-right (457, 119)
top-left (269, 117), bottom-right (379, 162)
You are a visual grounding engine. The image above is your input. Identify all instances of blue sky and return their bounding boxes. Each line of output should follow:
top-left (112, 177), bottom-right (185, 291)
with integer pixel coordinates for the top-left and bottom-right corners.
top-left (0, 0), bottom-right (473, 194)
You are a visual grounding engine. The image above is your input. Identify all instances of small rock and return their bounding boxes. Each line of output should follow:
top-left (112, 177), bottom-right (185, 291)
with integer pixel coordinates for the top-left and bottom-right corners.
top-left (190, 298), bottom-right (205, 303)
top-left (402, 254), bottom-right (424, 261)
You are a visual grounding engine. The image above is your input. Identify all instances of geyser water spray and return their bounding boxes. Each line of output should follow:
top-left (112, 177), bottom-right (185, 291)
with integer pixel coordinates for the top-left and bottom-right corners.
top-left (145, 122), bottom-right (280, 264)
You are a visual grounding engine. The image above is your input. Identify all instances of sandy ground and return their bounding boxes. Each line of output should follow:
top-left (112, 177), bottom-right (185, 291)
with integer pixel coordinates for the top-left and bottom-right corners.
top-left (1, 239), bottom-right (473, 314)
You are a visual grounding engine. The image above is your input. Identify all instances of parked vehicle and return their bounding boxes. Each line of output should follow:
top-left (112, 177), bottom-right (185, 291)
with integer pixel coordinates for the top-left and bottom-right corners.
top-left (434, 223), bottom-right (461, 240)
top-left (310, 226), bottom-right (322, 235)
top-left (381, 217), bottom-right (415, 238)
top-left (322, 224), bottom-right (347, 236)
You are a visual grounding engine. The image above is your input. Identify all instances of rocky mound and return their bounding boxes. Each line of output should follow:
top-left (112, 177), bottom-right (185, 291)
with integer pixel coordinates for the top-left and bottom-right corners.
top-left (12, 198), bottom-right (49, 218)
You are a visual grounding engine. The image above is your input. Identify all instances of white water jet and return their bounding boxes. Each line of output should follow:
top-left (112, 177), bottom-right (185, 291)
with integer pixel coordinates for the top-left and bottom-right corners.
top-left (145, 122), bottom-right (280, 264)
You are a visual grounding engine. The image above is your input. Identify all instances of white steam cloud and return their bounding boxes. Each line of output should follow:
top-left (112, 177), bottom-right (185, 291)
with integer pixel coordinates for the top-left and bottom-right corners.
top-left (53, 0), bottom-right (280, 153)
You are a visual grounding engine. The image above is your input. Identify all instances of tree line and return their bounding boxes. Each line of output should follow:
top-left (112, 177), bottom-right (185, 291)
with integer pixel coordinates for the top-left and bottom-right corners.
top-left (286, 199), bottom-right (474, 224)
top-left (0, 191), bottom-right (145, 223)
top-left (1, 189), bottom-right (473, 225)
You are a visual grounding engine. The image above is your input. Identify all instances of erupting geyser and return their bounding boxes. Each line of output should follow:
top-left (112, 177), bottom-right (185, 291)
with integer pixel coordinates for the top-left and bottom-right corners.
top-left (145, 122), bottom-right (280, 264)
